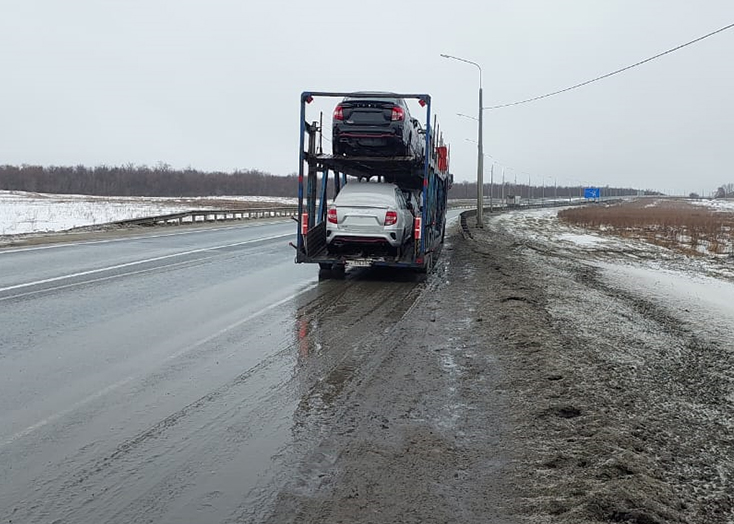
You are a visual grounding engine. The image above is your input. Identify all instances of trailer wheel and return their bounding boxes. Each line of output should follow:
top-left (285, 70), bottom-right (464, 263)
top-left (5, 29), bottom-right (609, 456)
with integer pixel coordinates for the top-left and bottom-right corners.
top-left (417, 252), bottom-right (433, 276)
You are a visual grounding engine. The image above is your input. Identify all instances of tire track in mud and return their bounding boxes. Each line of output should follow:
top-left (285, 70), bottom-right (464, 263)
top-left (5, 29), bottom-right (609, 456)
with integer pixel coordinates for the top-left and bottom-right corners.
top-left (228, 274), bottom-right (428, 523)
top-left (261, 229), bottom-right (520, 524)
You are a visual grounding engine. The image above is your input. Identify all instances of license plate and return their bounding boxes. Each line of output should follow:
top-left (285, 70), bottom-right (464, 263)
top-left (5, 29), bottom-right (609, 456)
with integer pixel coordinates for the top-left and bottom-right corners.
top-left (347, 259), bottom-right (371, 267)
top-left (357, 138), bottom-right (386, 146)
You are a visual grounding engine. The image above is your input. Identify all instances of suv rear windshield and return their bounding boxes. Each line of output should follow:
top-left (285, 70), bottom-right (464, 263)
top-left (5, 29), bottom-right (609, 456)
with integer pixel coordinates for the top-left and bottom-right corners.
top-left (344, 97), bottom-right (402, 105)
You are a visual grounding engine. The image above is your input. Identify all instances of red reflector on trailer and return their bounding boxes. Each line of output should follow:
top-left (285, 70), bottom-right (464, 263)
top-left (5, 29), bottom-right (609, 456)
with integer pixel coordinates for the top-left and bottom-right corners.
top-left (305, 95), bottom-right (313, 104)
top-left (301, 213), bottom-right (308, 235)
top-left (418, 98), bottom-right (427, 107)
top-left (437, 146), bottom-right (449, 172)
top-left (413, 216), bottom-right (422, 240)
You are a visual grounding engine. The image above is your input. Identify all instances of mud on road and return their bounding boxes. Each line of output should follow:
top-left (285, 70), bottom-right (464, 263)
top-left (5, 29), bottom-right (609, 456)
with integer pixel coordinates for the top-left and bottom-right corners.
top-left (267, 211), bottom-right (734, 524)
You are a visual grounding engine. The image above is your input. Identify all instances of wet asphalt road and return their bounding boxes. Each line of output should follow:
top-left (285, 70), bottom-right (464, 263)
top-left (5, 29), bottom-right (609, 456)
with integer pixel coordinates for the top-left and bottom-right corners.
top-left (0, 216), bottom-right (456, 523)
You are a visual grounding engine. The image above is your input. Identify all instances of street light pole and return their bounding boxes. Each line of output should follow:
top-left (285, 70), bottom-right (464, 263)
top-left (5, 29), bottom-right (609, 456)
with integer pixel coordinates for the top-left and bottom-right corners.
top-left (478, 84), bottom-right (484, 226)
top-left (542, 178), bottom-right (545, 205)
top-left (528, 175), bottom-right (532, 204)
top-left (501, 167), bottom-right (505, 204)
top-left (441, 53), bottom-right (483, 228)
top-left (489, 163), bottom-right (494, 213)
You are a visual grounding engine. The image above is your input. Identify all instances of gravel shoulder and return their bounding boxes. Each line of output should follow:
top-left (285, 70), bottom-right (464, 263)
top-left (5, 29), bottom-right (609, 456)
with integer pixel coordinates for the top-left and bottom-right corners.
top-left (264, 208), bottom-right (734, 523)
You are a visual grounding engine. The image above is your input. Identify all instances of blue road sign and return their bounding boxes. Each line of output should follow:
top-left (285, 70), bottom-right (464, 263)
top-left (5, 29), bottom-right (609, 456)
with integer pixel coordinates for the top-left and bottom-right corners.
top-left (584, 187), bottom-right (600, 199)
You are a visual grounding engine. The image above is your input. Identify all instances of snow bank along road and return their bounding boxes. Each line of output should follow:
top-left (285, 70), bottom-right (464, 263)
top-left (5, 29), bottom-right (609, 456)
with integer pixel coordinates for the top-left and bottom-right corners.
top-left (2, 208), bottom-right (733, 523)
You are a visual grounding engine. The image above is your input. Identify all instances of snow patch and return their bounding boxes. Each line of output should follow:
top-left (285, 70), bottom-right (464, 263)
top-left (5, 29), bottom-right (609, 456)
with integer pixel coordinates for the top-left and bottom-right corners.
top-left (599, 262), bottom-right (734, 336)
top-left (689, 198), bottom-right (734, 212)
top-left (557, 233), bottom-right (608, 246)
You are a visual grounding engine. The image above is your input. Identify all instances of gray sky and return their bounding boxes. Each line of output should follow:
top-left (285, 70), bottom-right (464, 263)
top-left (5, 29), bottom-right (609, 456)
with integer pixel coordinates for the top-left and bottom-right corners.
top-left (1, 0), bottom-right (732, 195)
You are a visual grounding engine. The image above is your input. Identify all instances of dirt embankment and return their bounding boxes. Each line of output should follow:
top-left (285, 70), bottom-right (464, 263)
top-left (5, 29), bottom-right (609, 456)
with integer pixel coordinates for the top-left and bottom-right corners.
top-left (266, 212), bottom-right (734, 524)
top-left (461, 212), bottom-right (734, 523)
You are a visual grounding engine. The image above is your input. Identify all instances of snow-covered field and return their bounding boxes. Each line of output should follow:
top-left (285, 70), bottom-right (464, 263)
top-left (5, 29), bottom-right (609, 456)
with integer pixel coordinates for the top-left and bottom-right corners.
top-left (495, 207), bottom-right (734, 326)
top-left (0, 190), bottom-right (297, 236)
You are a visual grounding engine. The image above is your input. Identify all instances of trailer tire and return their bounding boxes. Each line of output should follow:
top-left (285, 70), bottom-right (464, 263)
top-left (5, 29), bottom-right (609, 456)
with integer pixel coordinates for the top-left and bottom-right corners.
top-left (417, 252), bottom-right (433, 275)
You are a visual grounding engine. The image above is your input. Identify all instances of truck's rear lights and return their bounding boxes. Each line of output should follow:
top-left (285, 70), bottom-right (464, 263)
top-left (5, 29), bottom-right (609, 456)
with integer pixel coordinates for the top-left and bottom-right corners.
top-left (327, 207), bottom-right (338, 224)
top-left (413, 216), bottom-right (422, 240)
top-left (333, 105), bottom-right (344, 121)
top-left (301, 213), bottom-right (308, 235)
top-left (384, 210), bottom-right (398, 226)
top-left (391, 106), bottom-right (404, 121)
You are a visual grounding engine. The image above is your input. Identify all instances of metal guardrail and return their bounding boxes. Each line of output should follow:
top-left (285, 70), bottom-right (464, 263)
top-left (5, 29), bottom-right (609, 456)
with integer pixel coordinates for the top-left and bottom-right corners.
top-left (110, 207), bottom-right (299, 227)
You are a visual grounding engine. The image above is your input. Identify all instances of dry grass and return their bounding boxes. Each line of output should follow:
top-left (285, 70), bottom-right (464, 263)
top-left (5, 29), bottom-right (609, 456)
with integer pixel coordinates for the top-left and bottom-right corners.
top-left (558, 199), bottom-right (734, 256)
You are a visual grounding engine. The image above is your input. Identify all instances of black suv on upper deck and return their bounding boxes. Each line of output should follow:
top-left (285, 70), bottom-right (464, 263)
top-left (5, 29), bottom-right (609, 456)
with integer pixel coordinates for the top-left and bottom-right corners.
top-left (332, 92), bottom-right (424, 159)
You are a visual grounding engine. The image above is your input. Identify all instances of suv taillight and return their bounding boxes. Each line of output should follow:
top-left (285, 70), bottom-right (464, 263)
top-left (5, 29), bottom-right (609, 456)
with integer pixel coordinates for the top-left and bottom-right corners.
top-left (333, 105), bottom-right (344, 121)
top-left (391, 106), bottom-right (404, 121)
top-left (385, 210), bottom-right (398, 226)
top-left (327, 207), bottom-right (338, 224)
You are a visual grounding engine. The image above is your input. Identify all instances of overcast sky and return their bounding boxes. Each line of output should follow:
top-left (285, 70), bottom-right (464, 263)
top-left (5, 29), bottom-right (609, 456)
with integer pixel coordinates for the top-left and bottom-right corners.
top-left (1, 0), bottom-right (732, 195)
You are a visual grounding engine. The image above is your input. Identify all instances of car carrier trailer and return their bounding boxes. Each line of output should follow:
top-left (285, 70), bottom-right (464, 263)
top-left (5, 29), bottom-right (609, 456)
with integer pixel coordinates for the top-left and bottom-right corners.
top-left (293, 91), bottom-right (452, 275)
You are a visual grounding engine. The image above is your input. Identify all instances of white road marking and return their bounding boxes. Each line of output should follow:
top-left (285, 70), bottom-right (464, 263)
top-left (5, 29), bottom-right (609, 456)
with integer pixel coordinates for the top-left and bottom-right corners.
top-left (0, 220), bottom-right (292, 254)
top-left (0, 255), bottom-right (219, 302)
top-left (0, 282), bottom-right (319, 450)
top-left (0, 232), bottom-right (293, 293)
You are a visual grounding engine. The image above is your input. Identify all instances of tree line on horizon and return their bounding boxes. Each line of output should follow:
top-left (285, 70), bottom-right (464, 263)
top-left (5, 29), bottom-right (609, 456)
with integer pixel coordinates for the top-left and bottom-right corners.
top-left (1, 163), bottom-right (656, 200)
top-left (0, 164), bottom-right (296, 197)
